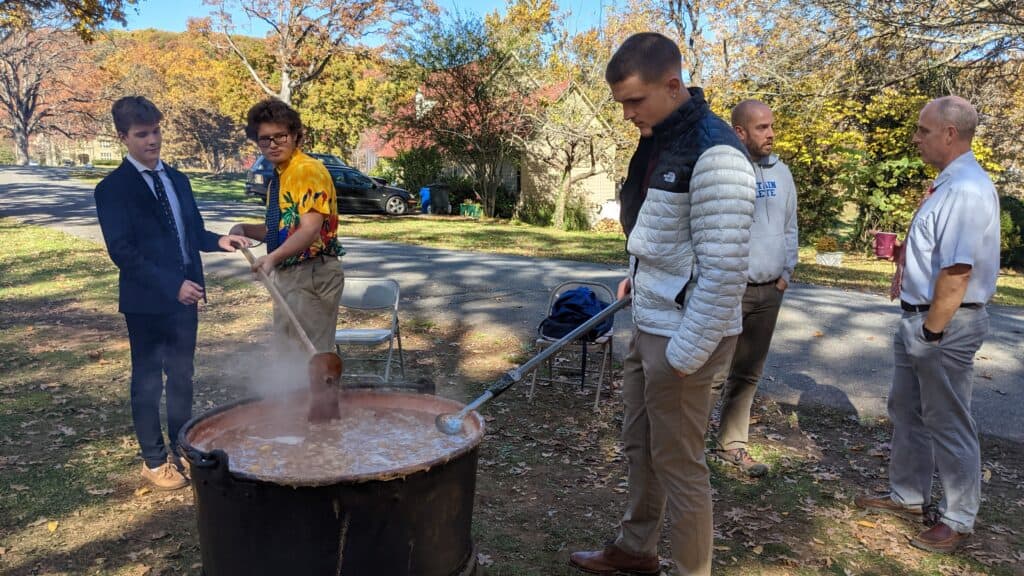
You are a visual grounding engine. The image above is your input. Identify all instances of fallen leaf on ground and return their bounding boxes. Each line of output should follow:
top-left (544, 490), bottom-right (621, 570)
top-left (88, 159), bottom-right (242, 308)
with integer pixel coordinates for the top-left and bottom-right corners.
top-left (856, 520), bottom-right (877, 529)
top-left (752, 545), bottom-right (764, 555)
top-left (47, 520), bottom-right (58, 532)
top-left (983, 469), bottom-right (992, 483)
top-left (134, 487), bottom-right (151, 497)
top-left (477, 553), bottom-right (494, 566)
top-left (813, 331), bottom-right (824, 337)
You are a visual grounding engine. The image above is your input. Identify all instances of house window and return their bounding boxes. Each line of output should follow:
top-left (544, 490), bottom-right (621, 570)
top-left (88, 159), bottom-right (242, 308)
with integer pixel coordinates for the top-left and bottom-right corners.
top-left (100, 151), bottom-right (113, 160)
top-left (100, 140), bottom-right (112, 149)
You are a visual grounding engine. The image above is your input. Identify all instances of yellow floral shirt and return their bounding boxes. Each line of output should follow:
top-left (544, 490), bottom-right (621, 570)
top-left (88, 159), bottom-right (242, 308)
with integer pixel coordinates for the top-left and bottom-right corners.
top-left (268, 150), bottom-right (344, 267)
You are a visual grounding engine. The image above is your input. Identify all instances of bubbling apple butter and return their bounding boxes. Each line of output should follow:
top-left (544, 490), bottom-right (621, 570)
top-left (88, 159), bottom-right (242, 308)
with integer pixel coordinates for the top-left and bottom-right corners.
top-left (193, 404), bottom-right (473, 483)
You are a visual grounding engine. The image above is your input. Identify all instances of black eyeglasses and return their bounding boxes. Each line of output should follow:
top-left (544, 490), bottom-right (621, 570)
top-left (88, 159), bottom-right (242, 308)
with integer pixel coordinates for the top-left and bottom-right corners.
top-left (257, 133), bottom-right (292, 148)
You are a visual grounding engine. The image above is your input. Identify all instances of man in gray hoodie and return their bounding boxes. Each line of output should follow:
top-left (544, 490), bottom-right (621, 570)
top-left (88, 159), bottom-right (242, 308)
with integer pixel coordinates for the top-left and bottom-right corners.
top-left (711, 100), bottom-right (798, 477)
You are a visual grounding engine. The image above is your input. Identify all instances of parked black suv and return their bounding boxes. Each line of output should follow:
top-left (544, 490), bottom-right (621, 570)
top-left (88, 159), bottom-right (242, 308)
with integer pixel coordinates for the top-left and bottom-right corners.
top-left (245, 153), bottom-right (346, 198)
top-left (245, 154), bottom-right (414, 215)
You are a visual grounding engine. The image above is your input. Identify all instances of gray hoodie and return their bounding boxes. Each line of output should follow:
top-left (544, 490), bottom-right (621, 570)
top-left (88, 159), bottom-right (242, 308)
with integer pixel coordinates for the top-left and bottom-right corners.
top-left (748, 154), bottom-right (798, 284)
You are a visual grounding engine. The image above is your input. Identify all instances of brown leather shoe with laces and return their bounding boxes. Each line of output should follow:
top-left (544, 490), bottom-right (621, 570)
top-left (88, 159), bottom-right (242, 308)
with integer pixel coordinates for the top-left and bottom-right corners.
top-left (910, 523), bottom-right (969, 554)
top-left (569, 543), bottom-right (660, 575)
top-left (168, 449), bottom-right (191, 478)
top-left (854, 493), bottom-right (924, 523)
top-left (141, 462), bottom-right (188, 491)
top-left (717, 448), bottom-right (769, 477)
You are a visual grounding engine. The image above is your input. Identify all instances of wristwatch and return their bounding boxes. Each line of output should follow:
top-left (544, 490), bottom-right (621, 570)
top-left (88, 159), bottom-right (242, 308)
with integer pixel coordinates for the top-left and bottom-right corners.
top-left (922, 324), bottom-right (944, 342)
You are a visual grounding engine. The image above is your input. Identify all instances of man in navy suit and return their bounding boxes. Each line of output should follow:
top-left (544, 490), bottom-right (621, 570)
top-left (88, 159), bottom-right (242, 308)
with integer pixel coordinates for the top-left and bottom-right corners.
top-left (94, 96), bottom-right (250, 490)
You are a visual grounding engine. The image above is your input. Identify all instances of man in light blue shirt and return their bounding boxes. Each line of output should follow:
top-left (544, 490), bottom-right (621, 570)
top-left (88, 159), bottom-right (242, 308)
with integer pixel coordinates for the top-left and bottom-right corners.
top-left (856, 96), bottom-right (1001, 554)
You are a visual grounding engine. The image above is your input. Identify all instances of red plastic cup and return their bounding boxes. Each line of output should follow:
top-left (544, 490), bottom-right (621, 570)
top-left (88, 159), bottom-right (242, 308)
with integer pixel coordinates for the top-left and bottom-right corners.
top-left (874, 232), bottom-right (897, 259)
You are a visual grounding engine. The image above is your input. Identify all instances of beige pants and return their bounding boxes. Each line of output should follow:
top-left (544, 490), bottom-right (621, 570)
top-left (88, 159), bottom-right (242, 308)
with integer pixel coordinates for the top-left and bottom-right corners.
top-left (271, 257), bottom-right (344, 355)
top-left (615, 330), bottom-right (737, 576)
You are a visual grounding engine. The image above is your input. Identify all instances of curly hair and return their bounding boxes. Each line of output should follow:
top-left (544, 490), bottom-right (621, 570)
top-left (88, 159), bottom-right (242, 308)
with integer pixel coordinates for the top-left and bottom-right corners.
top-left (245, 98), bottom-right (304, 144)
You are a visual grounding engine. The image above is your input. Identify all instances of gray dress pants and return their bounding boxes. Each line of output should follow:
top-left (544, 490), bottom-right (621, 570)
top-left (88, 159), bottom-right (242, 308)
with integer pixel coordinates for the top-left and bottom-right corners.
top-left (888, 306), bottom-right (989, 533)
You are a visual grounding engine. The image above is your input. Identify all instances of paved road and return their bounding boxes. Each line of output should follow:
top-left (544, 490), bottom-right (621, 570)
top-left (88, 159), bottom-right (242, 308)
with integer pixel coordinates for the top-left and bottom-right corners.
top-left (3, 166), bottom-right (1023, 441)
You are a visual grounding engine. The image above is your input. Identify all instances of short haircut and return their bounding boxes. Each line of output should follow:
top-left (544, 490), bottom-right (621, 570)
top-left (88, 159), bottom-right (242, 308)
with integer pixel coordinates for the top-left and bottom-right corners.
top-left (605, 32), bottom-right (682, 85)
top-left (112, 96), bottom-right (163, 135)
top-left (245, 98), bottom-right (304, 144)
top-left (731, 99), bottom-right (770, 128)
top-left (932, 96), bottom-right (978, 141)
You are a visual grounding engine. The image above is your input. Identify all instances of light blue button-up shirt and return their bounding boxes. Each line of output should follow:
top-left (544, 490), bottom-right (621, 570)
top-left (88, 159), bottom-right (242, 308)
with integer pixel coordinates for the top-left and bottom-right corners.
top-left (901, 151), bottom-right (1000, 305)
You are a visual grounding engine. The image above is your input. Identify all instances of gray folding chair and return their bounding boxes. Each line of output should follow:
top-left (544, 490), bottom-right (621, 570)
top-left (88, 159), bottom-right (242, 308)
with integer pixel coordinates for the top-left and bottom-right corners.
top-left (334, 277), bottom-right (405, 383)
top-left (528, 280), bottom-right (615, 411)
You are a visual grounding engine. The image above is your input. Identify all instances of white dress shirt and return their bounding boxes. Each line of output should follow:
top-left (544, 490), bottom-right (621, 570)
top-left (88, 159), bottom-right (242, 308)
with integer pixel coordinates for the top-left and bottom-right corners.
top-left (125, 155), bottom-right (190, 265)
top-left (901, 151), bottom-right (1000, 305)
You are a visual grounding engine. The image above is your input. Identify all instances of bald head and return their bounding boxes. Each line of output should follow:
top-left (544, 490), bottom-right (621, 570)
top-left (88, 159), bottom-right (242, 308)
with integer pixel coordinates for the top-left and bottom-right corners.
top-left (913, 96), bottom-right (978, 171)
top-left (731, 100), bottom-right (775, 160)
top-left (930, 96), bottom-right (978, 142)
top-left (731, 100), bottom-right (771, 128)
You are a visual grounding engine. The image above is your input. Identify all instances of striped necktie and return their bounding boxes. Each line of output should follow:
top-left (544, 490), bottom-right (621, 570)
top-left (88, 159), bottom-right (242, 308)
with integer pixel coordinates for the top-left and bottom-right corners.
top-left (144, 169), bottom-right (186, 266)
top-left (264, 173), bottom-right (281, 252)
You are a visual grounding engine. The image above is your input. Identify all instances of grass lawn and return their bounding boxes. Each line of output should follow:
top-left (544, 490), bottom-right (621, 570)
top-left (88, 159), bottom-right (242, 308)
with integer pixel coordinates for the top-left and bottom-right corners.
top-left (72, 167), bottom-right (248, 203)
top-left (2, 217), bottom-right (1022, 575)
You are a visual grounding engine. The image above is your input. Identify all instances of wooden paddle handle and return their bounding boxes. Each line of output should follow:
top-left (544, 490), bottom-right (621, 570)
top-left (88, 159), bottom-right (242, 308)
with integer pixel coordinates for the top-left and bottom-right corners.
top-left (240, 246), bottom-right (318, 356)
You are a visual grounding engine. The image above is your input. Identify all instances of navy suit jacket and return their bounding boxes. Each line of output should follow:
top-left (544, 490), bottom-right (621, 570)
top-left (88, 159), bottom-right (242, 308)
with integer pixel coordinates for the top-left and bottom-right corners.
top-left (95, 159), bottom-right (224, 315)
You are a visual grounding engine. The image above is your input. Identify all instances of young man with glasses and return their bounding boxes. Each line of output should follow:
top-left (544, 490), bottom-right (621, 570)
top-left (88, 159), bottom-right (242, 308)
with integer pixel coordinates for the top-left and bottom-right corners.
top-left (230, 99), bottom-right (345, 358)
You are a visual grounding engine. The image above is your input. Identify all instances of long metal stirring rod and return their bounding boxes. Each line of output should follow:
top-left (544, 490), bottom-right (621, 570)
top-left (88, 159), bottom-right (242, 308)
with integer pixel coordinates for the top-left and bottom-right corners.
top-left (436, 296), bottom-right (630, 435)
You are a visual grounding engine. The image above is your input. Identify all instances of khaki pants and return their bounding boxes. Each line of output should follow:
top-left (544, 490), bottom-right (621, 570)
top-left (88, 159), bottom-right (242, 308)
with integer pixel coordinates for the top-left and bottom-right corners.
top-left (271, 257), bottom-right (344, 355)
top-left (615, 331), bottom-right (737, 576)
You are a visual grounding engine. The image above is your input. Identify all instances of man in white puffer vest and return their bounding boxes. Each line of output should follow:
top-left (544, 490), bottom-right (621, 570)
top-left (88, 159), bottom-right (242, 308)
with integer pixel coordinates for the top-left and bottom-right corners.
top-left (710, 100), bottom-right (799, 478)
top-left (569, 33), bottom-right (755, 576)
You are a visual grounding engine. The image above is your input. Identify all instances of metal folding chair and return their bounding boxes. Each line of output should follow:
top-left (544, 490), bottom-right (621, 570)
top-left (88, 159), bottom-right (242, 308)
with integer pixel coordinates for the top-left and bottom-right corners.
top-left (528, 280), bottom-right (615, 411)
top-left (334, 277), bottom-right (405, 383)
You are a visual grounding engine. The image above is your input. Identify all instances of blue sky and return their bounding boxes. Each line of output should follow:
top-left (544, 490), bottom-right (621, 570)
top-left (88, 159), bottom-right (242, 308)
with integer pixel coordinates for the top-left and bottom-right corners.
top-left (121, 0), bottom-right (610, 37)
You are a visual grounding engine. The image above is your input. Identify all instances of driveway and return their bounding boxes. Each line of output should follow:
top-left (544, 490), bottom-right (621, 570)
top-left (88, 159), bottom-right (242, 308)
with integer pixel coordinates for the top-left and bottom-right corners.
top-left (3, 166), bottom-right (1022, 441)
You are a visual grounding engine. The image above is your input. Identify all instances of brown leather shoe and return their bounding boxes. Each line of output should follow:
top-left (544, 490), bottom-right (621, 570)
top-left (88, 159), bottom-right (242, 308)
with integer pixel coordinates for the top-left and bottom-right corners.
top-left (141, 462), bottom-right (188, 491)
top-left (168, 450), bottom-right (191, 479)
top-left (854, 493), bottom-right (924, 522)
top-left (569, 544), bottom-right (659, 575)
top-left (910, 523), bottom-right (970, 554)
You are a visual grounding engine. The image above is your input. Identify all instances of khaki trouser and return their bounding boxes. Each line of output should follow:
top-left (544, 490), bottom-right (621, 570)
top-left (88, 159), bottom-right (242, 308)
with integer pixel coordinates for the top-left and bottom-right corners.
top-left (271, 256), bottom-right (344, 355)
top-left (615, 330), bottom-right (737, 576)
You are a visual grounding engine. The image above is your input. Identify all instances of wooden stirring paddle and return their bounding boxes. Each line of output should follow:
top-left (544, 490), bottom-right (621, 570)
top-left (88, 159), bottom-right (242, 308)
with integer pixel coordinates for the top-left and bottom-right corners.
top-left (239, 246), bottom-right (342, 423)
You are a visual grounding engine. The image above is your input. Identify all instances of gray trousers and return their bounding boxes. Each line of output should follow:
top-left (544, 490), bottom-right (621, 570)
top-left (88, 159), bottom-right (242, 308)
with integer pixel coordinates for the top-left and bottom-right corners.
top-left (715, 283), bottom-right (784, 450)
top-left (615, 331), bottom-right (737, 576)
top-left (888, 307), bottom-right (989, 533)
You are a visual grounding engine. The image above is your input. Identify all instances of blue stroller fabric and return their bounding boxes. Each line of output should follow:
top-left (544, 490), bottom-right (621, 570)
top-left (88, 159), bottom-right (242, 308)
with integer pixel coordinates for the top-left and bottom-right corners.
top-left (539, 286), bottom-right (613, 341)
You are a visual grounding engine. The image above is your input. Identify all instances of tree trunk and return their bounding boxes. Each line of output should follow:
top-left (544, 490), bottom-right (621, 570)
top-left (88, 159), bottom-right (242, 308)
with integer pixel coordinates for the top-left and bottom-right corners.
top-left (14, 128), bottom-right (29, 165)
top-left (279, 69), bottom-right (292, 104)
top-left (551, 169), bottom-right (572, 230)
